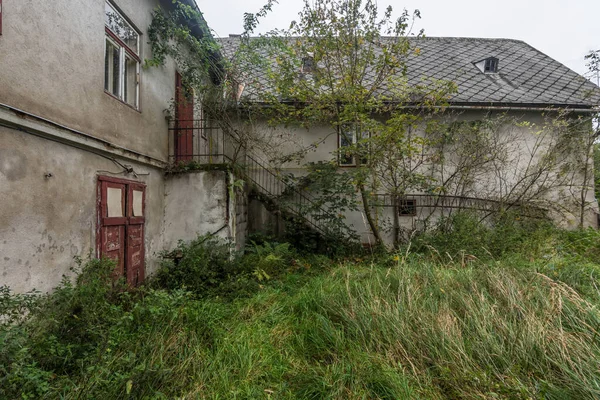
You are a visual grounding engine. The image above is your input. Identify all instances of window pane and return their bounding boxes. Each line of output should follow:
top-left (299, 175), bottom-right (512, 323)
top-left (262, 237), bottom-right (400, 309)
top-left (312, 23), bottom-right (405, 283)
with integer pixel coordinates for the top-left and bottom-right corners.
top-left (112, 46), bottom-right (121, 95)
top-left (339, 130), bottom-right (354, 165)
top-left (107, 187), bottom-right (123, 217)
top-left (105, 2), bottom-right (138, 53)
top-left (105, 39), bottom-right (121, 96)
top-left (104, 39), bottom-right (114, 92)
top-left (358, 130), bottom-right (369, 165)
top-left (132, 190), bottom-right (143, 216)
top-left (398, 199), bottom-right (416, 216)
top-left (124, 55), bottom-right (138, 107)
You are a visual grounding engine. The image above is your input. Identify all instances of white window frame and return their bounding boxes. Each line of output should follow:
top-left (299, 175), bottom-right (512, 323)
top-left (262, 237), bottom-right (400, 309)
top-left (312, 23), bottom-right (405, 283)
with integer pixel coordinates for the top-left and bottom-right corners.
top-left (338, 125), bottom-right (369, 166)
top-left (104, 1), bottom-right (140, 109)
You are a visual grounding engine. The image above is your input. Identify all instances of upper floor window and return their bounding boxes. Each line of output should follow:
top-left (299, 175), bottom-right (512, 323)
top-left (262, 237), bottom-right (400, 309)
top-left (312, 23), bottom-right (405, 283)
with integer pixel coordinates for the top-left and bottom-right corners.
top-left (338, 125), bottom-right (369, 166)
top-left (104, 1), bottom-right (140, 109)
top-left (301, 55), bottom-right (315, 73)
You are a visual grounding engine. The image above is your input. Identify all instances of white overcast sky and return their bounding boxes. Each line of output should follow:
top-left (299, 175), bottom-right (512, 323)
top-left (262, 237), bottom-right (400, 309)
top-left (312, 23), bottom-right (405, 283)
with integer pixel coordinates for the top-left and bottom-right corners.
top-left (196, 0), bottom-right (599, 77)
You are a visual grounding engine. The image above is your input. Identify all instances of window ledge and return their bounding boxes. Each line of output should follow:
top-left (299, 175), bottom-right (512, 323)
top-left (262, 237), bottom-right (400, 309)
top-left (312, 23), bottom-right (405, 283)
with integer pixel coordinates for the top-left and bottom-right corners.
top-left (104, 90), bottom-right (141, 113)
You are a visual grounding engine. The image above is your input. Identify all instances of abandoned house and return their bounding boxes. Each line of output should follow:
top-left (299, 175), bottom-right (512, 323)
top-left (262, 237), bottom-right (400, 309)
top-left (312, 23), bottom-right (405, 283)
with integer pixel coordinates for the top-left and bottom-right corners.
top-left (218, 36), bottom-right (600, 244)
top-left (0, 0), bottom-right (241, 293)
top-left (1, 1), bottom-right (600, 293)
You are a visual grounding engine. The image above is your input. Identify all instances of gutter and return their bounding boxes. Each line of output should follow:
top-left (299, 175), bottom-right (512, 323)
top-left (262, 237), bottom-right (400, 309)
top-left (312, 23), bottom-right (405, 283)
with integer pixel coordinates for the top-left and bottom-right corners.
top-left (242, 101), bottom-right (599, 114)
top-left (244, 100), bottom-right (600, 113)
top-left (443, 104), bottom-right (599, 113)
top-left (0, 102), bottom-right (168, 169)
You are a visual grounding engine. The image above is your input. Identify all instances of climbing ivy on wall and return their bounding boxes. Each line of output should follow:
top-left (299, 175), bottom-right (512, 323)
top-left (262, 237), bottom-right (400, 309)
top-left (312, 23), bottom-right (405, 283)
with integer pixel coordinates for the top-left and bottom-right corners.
top-left (146, 1), bottom-right (224, 94)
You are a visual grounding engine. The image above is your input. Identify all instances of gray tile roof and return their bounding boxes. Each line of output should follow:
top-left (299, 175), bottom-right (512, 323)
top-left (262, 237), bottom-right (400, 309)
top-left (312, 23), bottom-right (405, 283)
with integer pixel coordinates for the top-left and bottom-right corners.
top-left (218, 36), bottom-right (600, 108)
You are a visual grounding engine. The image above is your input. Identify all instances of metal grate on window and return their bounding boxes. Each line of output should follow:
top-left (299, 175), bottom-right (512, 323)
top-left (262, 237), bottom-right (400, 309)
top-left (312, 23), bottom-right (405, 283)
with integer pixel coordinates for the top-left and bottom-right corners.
top-left (398, 199), bottom-right (416, 216)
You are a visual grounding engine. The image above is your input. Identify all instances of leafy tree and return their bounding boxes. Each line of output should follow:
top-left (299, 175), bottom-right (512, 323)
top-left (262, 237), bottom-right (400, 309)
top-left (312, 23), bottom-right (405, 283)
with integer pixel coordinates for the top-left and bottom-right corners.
top-left (585, 50), bottom-right (600, 87)
top-left (147, 1), bottom-right (600, 247)
top-left (234, 0), bottom-right (456, 246)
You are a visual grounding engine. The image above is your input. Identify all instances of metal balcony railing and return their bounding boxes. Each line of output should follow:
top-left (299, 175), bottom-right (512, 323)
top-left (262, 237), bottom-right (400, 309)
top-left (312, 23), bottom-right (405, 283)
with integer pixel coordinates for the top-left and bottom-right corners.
top-left (370, 193), bottom-right (547, 218)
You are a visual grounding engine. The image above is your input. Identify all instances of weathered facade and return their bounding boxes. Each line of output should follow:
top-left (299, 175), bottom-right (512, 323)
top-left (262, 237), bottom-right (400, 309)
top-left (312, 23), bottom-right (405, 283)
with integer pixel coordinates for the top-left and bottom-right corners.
top-left (0, 0), bottom-right (243, 293)
top-left (215, 36), bottom-right (600, 245)
top-left (2, 2), bottom-right (600, 292)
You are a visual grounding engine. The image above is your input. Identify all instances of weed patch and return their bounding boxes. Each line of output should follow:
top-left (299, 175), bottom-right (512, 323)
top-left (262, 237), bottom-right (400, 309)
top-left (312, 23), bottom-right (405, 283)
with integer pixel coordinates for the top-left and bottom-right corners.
top-left (2, 224), bottom-right (600, 398)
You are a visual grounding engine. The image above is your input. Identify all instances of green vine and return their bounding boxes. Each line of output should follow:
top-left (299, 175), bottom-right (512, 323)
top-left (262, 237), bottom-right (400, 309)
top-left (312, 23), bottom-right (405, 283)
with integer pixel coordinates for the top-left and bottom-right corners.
top-left (146, 1), bottom-right (224, 91)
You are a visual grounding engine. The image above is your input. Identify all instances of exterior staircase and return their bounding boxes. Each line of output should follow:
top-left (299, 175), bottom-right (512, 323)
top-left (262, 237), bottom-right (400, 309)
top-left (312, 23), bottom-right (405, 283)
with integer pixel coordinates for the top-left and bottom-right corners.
top-left (169, 119), bottom-right (342, 240)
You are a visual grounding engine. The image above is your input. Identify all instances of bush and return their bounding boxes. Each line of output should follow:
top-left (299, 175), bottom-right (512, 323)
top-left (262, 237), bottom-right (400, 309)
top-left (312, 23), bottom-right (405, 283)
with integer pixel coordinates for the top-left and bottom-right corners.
top-left (0, 258), bottom-right (130, 398)
top-left (414, 211), bottom-right (555, 260)
top-left (0, 257), bottom-right (231, 399)
top-left (243, 241), bottom-right (298, 281)
top-left (152, 235), bottom-right (259, 298)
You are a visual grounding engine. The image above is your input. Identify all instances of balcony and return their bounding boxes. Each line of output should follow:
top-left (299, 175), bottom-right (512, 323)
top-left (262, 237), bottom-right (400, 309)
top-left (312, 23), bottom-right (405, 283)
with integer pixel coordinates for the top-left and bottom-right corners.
top-left (168, 118), bottom-right (236, 165)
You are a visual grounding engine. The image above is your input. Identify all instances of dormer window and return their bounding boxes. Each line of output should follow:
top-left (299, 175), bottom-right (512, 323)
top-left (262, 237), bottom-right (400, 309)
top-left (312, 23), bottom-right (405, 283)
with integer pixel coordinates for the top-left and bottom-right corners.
top-left (301, 55), bottom-right (315, 73)
top-left (474, 57), bottom-right (499, 74)
top-left (484, 57), bottom-right (498, 73)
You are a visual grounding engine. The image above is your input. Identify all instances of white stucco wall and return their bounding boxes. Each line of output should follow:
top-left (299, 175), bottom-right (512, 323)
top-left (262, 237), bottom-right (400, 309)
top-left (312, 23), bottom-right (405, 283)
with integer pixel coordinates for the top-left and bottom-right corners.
top-left (244, 110), bottom-right (598, 245)
top-left (0, 0), bottom-right (177, 161)
top-left (162, 171), bottom-right (230, 250)
top-left (0, 126), bottom-right (166, 293)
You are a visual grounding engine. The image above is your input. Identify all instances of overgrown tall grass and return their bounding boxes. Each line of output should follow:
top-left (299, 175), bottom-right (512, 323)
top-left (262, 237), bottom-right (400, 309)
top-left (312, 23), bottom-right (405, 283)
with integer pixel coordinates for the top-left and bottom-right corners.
top-left (2, 220), bottom-right (600, 399)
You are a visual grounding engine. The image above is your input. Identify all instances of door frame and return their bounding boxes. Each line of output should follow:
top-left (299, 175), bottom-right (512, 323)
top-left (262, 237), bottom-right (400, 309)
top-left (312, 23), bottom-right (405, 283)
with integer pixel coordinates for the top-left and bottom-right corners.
top-left (96, 175), bottom-right (146, 285)
top-left (175, 71), bottom-right (195, 161)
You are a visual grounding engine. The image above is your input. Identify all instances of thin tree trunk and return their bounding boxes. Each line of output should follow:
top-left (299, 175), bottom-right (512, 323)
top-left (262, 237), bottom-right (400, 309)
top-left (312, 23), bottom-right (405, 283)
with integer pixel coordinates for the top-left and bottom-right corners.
top-left (358, 184), bottom-right (383, 246)
top-left (392, 195), bottom-right (400, 249)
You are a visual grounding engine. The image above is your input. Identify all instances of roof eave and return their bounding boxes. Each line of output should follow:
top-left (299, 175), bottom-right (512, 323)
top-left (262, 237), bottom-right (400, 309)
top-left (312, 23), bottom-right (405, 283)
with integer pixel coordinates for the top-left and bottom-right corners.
top-left (237, 99), bottom-right (599, 113)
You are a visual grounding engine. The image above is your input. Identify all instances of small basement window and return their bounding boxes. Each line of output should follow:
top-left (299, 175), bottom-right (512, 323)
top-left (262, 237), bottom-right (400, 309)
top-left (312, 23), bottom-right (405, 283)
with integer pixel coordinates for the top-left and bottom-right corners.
top-left (398, 198), bottom-right (416, 216)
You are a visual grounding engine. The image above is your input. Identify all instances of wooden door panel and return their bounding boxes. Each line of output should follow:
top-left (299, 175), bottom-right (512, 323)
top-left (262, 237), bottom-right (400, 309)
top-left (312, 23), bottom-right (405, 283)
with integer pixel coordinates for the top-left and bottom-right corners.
top-left (126, 224), bottom-right (144, 286)
top-left (98, 177), bottom-right (146, 286)
top-left (175, 71), bottom-right (194, 161)
top-left (101, 225), bottom-right (125, 278)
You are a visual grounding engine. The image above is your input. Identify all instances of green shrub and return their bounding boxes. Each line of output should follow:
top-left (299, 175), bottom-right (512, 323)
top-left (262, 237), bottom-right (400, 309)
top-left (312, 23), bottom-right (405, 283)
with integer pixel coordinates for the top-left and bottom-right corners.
top-left (414, 211), bottom-right (555, 260)
top-left (243, 241), bottom-right (298, 281)
top-left (0, 257), bottom-right (129, 398)
top-left (152, 235), bottom-right (259, 298)
top-left (0, 257), bottom-right (231, 399)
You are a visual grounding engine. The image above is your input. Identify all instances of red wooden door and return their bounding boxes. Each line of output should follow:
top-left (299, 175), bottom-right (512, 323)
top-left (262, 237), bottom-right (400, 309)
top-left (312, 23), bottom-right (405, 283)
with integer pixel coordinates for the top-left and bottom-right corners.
top-left (126, 183), bottom-right (145, 285)
top-left (97, 177), bottom-right (146, 286)
top-left (175, 72), bottom-right (194, 162)
top-left (98, 180), bottom-right (127, 278)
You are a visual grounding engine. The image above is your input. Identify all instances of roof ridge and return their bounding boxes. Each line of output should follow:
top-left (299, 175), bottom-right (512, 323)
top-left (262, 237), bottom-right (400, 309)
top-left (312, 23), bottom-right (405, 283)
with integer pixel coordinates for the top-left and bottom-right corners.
top-left (217, 35), bottom-right (527, 43)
